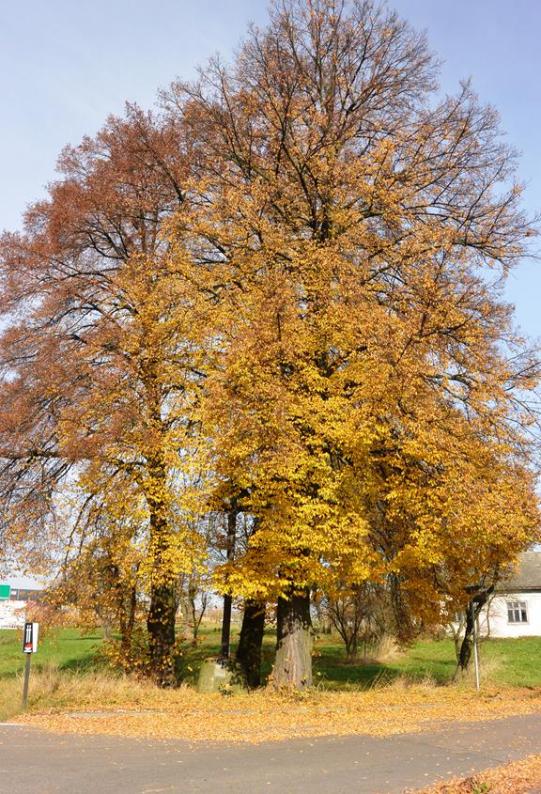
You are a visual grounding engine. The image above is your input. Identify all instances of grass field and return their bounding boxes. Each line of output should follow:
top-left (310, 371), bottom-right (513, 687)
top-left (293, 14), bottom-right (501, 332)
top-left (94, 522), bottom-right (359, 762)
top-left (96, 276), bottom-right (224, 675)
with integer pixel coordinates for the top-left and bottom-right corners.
top-left (0, 628), bottom-right (103, 679)
top-left (171, 626), bottom-right (541, 690)
top-left (2, 624), bottom-right (541, 689)
top-left (1, 624), bottom-right (541, 743)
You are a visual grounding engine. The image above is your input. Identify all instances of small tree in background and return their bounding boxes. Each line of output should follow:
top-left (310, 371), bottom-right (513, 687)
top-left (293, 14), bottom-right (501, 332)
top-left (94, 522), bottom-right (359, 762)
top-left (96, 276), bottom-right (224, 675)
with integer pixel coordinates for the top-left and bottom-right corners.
top-left (324, 584), bottom-right (389, 661)
top-left (178, 572), bottom-right (209, 644)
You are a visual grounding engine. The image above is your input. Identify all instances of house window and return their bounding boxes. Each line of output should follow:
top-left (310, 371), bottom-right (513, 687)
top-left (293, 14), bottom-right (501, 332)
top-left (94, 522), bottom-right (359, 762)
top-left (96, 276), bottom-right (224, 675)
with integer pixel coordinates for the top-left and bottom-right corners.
top-left (507, 600), bottom-right (528, 624)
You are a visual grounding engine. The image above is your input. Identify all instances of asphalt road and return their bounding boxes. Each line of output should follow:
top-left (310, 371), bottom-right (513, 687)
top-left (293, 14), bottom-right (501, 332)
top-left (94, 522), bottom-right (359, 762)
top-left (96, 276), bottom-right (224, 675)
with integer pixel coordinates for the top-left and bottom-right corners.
top-left (1, 714), bottom-right (540, 794)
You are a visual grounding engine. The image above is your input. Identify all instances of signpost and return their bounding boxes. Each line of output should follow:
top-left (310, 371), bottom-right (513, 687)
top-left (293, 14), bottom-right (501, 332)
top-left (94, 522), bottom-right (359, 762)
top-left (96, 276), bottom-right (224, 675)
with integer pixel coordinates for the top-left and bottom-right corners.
top-left (22, 622), bottom-right (39, 708)
top-left (0, 584), bottom-right (11, 600)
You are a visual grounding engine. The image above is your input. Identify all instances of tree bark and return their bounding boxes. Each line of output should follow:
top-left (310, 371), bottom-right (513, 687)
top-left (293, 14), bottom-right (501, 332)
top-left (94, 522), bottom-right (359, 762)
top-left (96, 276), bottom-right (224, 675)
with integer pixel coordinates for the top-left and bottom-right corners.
top-left (220, 507), bottom-right (237, 660)
top-left (457, 586), bottom-right (493, 674)
top-left (346, 635), bottom-right (358, 662)
top-left (273, 589), bottom-right (313, 689)
top-left (458, 601), bottom-right (475, 671)
top-left (147, 583), bottom-right (177, 686)
top-left (236, 599), bottom-right (266, 687)
top-left (146, 481), bottom-right (178, 686)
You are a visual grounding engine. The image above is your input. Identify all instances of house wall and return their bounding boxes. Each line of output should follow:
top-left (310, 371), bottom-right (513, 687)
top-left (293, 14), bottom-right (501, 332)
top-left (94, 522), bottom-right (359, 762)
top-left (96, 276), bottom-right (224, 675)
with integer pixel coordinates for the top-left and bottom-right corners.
top-left (478, 592), bottom-right (541, 638)
top-left (0, 599), bottom-right (26, 630)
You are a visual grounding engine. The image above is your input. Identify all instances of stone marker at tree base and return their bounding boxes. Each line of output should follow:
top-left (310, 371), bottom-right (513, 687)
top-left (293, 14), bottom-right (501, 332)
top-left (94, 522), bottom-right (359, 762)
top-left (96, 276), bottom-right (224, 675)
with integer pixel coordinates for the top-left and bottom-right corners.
top-left (197, 658), bottom-right (245, 694)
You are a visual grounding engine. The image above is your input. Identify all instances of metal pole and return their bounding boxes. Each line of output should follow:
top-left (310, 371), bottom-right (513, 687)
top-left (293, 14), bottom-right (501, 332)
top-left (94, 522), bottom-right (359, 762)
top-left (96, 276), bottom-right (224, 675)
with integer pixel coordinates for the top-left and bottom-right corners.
top-left (22, 653), bottom-right (31, 709)
top-left (473, 614), bottom-right (480, 692)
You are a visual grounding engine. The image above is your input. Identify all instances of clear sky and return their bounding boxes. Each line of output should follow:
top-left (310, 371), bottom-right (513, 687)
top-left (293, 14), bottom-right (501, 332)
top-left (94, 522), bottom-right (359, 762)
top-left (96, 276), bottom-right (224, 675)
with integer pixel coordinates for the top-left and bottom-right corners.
top-left (2, 0), bottom-right (540, 338)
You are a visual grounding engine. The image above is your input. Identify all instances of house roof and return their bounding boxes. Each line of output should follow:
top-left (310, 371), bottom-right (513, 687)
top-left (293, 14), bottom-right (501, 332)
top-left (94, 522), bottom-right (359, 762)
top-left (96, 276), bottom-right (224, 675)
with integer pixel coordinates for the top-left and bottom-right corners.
top-left (496, 551), bottom-right (541, 593)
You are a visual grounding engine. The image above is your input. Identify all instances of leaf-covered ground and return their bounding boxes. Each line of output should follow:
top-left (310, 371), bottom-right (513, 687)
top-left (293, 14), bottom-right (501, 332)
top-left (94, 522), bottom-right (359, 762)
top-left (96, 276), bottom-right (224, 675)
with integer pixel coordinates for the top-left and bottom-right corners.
top-left (13, 673), bottom-right (541, 744)
top-left (3, 627), bottom-right (541, 744)
top-left (417, 753), bottom-right (541, 793)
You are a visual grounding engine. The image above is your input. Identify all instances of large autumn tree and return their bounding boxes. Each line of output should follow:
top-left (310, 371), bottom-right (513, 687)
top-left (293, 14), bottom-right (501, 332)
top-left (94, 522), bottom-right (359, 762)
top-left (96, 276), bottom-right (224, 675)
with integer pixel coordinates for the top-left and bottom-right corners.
top-left (0, 107), bottom-right (210, 683)
top-left (164, 0), bottom-right (540, 687)
top-left (0, 0), bottom-right (538, 693)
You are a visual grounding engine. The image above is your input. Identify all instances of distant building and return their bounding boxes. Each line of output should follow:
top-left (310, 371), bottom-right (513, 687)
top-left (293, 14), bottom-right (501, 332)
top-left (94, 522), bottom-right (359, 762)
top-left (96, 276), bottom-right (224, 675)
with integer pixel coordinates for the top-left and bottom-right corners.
top-left (0, 576), bottom-right (44, 629)
top-left (479, 552), bottom-right (541, 638)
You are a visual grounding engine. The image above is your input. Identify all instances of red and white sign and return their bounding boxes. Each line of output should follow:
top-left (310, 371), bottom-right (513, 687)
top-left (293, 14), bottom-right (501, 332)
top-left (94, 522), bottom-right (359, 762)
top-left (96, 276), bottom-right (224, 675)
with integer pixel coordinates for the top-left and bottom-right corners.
top-left (23, 622), bottom-right (39, 653)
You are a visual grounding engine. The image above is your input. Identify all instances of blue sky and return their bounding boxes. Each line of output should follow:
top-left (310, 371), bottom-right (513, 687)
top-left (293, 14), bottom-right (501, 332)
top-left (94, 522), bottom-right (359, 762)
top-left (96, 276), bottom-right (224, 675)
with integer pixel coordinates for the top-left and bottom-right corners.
top-left (2, 0), bottom-right (540, 338)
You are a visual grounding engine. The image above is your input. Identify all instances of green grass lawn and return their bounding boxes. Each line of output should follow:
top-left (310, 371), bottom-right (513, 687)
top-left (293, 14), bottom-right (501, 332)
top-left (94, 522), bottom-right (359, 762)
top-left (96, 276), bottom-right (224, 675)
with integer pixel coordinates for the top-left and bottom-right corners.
top-left (314, 635), bottom-right (541, 689)
top-left (1, 624), bottom-right (540, 690)
top-left (0, 628), bottom-right (104, 679)
top-left (178, 625), bottom-right (541, 689)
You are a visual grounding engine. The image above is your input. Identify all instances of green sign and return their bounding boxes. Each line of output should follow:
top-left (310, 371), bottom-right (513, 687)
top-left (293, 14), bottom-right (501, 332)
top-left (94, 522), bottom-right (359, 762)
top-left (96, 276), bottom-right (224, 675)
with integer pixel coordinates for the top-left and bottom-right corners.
top-left (0, 584), bottom-right (11, 600)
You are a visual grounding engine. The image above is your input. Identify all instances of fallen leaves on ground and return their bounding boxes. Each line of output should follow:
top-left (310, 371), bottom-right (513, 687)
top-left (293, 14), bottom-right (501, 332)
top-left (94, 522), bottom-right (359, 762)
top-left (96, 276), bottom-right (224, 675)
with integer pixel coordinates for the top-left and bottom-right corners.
top-left (13, 672), bottom-right (541, 744)
top-left (416, 753), bottom-right (541, 793)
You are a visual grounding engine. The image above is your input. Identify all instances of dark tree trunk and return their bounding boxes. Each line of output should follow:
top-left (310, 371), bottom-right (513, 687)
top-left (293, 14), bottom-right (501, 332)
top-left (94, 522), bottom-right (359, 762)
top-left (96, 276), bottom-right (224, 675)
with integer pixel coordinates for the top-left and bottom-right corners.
top-left (147, 583), bottom-right (177, 686)
top-left (236, 600), bottom-right (266, 687)
top-left (457, 586), bottom-right (493, 674)
top-left (273, 589), bottom-right (313, 689)
top-left (458, 601), bottom-right (475, 671)
top-left (220, 507), bottom-right (237, 661)
top-left (220, 594), bottom-right (233, 658)
top-left (145, 454), bottom-right (178, 687)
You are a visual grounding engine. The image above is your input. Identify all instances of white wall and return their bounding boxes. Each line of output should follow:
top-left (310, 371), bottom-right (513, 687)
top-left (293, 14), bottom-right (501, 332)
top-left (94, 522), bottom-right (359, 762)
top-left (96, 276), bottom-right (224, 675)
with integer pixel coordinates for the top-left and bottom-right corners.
top-left (479, 592), bottom-right (541, 638)
top-left (0, 600), bottom-right (26, 630)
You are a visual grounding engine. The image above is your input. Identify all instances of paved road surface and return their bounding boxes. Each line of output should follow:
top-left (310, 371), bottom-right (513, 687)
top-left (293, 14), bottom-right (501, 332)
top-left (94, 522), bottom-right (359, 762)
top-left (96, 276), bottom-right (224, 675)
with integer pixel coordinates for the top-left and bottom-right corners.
top-left (1, 714), bottom-right (540, 793)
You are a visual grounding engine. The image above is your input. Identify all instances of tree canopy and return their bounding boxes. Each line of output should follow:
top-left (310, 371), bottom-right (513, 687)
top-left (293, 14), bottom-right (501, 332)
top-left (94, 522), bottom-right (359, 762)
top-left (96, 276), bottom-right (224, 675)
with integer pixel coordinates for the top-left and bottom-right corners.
top-left (0, 0), bottom-right (539, 687)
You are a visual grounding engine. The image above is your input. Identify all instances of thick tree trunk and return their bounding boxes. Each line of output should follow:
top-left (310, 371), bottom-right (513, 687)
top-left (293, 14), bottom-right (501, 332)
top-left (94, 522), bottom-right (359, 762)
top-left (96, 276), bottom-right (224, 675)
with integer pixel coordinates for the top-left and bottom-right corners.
top-left (145, 453), bottom-right (178, 686)
top-left (272, 589), bottom-right (313, 689)
top-left (147, 583), bottom-right (177, 686)
top-left (236, 600), bottom-right (266, 687)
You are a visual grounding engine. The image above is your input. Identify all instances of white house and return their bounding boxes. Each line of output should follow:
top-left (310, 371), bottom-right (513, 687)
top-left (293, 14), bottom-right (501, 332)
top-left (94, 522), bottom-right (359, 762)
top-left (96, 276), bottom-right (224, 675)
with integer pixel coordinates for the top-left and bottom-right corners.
top-left (479, 552), bottom-right (541, 638)
top-left (0, 576), bottom-right (44, 630)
